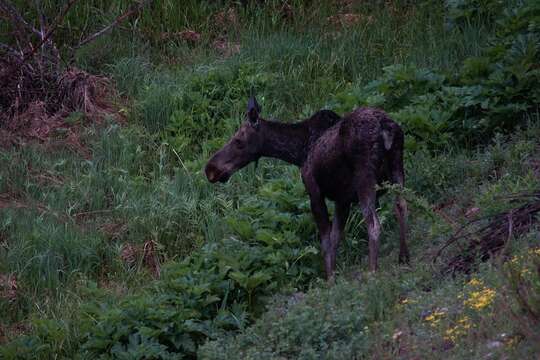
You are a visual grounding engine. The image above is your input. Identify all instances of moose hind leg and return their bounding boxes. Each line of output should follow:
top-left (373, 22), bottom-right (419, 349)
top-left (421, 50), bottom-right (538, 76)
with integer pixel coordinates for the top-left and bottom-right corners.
top-left (326, 202), bottom-right (350, 281)
top-left (302, 172), bottom-right (334, 280)
top-left (357, 181), bottom-right (381, 272)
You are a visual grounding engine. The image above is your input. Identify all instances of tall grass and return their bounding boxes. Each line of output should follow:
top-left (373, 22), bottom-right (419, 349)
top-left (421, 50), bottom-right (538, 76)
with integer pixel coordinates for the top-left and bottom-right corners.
top-left (0, 124), bottom-right (254, 306)
top-left (0, 0), bottom-right (521, 356)
top-left (98, 0), bottom-right (493, 136)
top-left (1, 0), bottom-right (492, 303)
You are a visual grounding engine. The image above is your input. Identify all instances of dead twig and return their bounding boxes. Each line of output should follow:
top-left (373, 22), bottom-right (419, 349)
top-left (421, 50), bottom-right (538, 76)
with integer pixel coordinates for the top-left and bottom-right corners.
top-left (72, 209), bottom-right (116, 218)
top-left (74, 0), bottom-right (152, 49)
top-left (1, 1), bottom-right (152, 145)
top-left (0, 0), bottom-right (40, 37)
top-left (434, 190), bottom-right (540, 275)
top-left (20, 0), bottom-right (78, 63)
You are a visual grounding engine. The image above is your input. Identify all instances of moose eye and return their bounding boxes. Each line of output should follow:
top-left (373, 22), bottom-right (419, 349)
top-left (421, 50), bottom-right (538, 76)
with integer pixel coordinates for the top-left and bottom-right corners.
top-left (234, 139), bottom-right (245, 149)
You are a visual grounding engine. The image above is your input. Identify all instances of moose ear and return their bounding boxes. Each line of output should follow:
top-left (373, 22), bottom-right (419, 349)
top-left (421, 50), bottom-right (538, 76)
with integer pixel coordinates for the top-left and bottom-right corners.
top-left (247, 96), bottom-right (261, 123)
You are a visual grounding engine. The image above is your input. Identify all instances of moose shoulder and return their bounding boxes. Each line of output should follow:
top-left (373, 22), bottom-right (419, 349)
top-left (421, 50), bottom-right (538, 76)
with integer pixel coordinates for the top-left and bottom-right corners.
top-left (205, 97), bottom-right (409, 280)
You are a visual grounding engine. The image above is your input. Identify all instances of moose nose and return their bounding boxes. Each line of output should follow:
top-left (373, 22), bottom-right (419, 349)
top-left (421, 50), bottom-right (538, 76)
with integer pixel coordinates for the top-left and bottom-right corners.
top-left (205, 163), bottom-right (219, 183)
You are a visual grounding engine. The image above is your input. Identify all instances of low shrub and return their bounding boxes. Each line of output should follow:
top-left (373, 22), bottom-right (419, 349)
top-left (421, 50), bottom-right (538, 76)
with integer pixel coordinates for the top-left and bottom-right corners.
top-left (329, 0), bottom-right (539, 150)
top-left (199, 276), bottom-right (401, 360)
top-left (75, 175), bottom-right (320, 359)
top-left (134, 63), bottom-right (270, 156)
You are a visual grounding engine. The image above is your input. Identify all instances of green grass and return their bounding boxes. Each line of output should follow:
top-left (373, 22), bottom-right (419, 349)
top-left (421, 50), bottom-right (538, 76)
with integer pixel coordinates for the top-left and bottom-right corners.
top-left (199, 236), bottom-right (540, 359)
top-left (199, 123), bottom-right (540, 359)
top-left (1, 0), bottom-right (539, 358)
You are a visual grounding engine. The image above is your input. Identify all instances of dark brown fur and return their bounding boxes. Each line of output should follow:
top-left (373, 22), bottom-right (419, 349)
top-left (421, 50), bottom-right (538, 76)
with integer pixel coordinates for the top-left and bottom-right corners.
top-left (205, 98), bottom-right (409, 280)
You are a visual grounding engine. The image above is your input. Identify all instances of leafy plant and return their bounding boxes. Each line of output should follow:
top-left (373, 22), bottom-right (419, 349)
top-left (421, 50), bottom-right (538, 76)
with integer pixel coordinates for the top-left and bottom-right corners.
top-left (330, 0), bottom-right (539, 150)
top-left (199, 274), bottom-right (403, 359)
top-left (149, 64), bottom-right (271, 155)
top-left (445, 0), bottom-right (507, 26)
top-left (76, 175), bottom-right (320, 359)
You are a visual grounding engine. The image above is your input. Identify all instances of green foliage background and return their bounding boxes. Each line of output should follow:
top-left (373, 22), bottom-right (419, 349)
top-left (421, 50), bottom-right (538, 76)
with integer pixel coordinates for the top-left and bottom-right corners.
top-left (0, 0), bottom-right (539, 359)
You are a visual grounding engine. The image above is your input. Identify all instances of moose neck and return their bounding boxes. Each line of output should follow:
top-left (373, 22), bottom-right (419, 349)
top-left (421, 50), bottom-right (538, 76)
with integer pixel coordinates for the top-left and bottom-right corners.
top-left (258, 119), bottom-right (309, 167)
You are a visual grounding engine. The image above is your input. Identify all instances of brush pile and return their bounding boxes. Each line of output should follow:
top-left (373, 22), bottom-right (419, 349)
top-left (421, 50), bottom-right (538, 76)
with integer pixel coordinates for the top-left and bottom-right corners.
top-left (0, 58), bottom-right (113, 145)
top-left (0, 0), bottom-right (151, 146)
top-left (435, 190), bottom-right (540, 275)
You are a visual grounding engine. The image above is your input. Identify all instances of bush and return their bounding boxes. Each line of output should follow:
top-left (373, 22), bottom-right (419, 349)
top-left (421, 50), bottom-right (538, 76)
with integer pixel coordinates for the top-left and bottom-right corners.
top-left (329, 0), bottom-right (540, 150)
top-left (135, 64), bottom-right (270, 156)
top-left (503, 245), bottom-right (540, 352)
top-left (77, 175), bottom-right (320, 359)
top-left (199, 277), bottom-right (400, 360)
top-left (445, 0), bottom-right (507, 26)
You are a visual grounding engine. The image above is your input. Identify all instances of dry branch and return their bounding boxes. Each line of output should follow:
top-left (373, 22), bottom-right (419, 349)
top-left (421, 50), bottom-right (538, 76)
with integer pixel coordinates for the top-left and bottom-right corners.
top-left (0, 42), bottom-right (20, 57)
top-left (0, 0), bottom-right (152, 145)
top-left (34, 0), bottom-right (46, 41)
top-left (0, 0), bottom-right (40, 37)
top-left (75, 0), bottom-right (152, 49)
top-left (21, 0), bottom-right (78, 63)
top-left (434, 190), bottom-right (540, 275)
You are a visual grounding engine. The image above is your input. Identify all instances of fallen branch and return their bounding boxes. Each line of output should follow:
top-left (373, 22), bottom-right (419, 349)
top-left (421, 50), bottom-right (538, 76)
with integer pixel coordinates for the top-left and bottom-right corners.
top-left (434, 189), bottom-right (540, 275)
top-left (0, 0), bottom-right (40, 37)
top-left (0, 42), bottom-right (21, 57)
top-left (1, 0), bottom-right (152, 139)
top-left (21, 0), bottom-right (78, 63)
top-left (74, 0), bottom-right (152, 49)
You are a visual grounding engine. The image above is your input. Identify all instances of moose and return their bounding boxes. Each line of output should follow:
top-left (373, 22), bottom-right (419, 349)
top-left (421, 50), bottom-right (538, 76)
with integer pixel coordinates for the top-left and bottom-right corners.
top-left (205, 97), bottom-right (409, 280)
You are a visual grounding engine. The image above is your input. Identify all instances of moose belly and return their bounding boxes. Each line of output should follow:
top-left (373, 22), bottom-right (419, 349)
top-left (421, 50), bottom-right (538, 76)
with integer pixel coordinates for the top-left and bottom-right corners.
top-left (315, 165), bottom-right (357, 203)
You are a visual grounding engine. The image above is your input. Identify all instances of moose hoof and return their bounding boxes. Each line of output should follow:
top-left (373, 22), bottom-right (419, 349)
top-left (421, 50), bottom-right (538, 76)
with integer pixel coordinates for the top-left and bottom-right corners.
top-left (368, 264), bottom-right (378, 272)
top-left (398, 253), bottom-right (410, 265)
top-left (326, 273), bottom-right (336, 285)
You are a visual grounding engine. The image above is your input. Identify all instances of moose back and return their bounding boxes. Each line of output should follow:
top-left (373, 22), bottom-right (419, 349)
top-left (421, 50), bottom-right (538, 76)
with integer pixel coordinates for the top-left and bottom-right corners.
top-left (205, 97), bottom-right (409, 280)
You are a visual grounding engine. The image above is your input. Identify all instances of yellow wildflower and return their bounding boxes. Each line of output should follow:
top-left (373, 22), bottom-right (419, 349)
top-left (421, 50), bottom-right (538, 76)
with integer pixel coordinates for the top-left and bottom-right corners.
top-left (424, 309), bottom-right (446, 327)
top-left (444, 316), bottom-right (472, 343)
top-left (467, 278), bottom-right (483, 287)
top-left (399, 298), bottom-right (417, 305)
top-left (458, 316), bottom-right (471, 329)
top-left (444, 326), bottom-right (459, 342)
top-left (505, 336), bottom-right (520, 348)
top-left (464, 287), bottom-right (496, 310)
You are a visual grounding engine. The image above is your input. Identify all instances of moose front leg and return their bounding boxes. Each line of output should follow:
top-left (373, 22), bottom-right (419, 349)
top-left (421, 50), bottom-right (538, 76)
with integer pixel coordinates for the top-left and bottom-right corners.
top-left (388, 135), bottom-right (410, 265)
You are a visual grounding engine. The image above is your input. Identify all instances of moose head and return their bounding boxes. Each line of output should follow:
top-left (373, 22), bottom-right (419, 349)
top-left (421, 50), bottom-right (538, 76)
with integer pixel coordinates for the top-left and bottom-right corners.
top-left (205, 97), bottom-right (264, 183)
